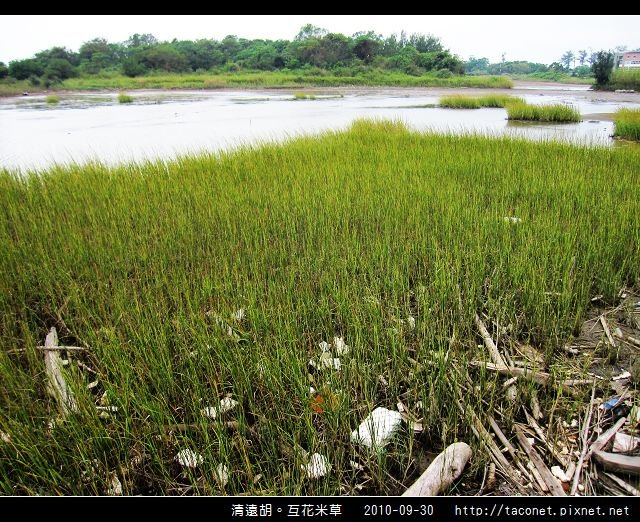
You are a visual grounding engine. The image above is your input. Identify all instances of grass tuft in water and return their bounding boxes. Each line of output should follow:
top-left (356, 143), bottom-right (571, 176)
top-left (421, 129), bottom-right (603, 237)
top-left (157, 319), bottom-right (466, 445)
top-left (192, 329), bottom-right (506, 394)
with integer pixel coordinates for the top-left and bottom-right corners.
top-left (506, 101), bottom-right (581, 122)
top-left (45, 95), bottom-right (60, 104)
top-left (117, 92), bottom-right (134, 104)
top-left (613, 107), bottom-right (640, 141)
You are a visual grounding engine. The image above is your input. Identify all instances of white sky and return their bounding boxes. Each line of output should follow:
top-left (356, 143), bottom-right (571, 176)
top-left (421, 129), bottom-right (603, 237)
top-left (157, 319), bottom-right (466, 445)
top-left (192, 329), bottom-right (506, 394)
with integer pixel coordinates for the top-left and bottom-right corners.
top-left (1, 15), bottom-right (638, 66)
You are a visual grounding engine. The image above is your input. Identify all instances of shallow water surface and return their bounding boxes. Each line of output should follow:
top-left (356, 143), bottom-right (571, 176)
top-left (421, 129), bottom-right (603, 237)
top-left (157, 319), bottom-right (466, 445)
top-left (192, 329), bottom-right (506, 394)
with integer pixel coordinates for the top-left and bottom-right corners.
top-left (0, 85), bottom-right (638, 172)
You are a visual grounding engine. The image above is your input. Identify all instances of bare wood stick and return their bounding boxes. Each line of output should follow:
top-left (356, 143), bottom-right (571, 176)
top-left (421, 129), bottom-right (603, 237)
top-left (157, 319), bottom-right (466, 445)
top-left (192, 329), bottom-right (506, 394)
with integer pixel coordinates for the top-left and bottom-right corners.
top-left (474, 314), bottom-right (507, 369)
top-left (570, 383), bottom-right (596, 496)
top-left (593, 452), bottom-right (640, 475)
top-left (527, 460), bottom-right (549, 493)
top-left (402, 442), bottom-right (472, 496)
top-left (524, 411), bottom-right (569, 467)
top-left (515, 425), bottom-right (566, 496)
top-left (599, 316), bottom-right (617, 348)
top-left (469, 361), bottom-right (587, 393)
top-left (586, 417), bottom-right (627, 459)
top-left (603, 472), bottom-right (640, 495)
top-left (531, 390), bottom-right (543, 421)
top-left (488, 416), bottom-right (518, 460)
top-left (43, 327), bottom-right (78, 416)
top-left (37, 345), bottom-right (89, 351)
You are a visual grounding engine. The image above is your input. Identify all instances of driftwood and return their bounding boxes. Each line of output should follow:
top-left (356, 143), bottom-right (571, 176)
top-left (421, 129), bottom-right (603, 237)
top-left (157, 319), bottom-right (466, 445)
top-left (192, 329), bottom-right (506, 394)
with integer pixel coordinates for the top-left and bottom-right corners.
top-left (43, 327), bottom-right (77, 416)
top-left (402, 442), bottom-right (472, 496)
top-left (525, 410), bottom-right (569, 467)
top-left (474, 314), bottom-right (518, 400)
top-left (587, 417), bottom-right (627, 458)
top-left (593, 451), bottom-right (640, 475)
top-left (570, 384), bottom-right (596, 496)
top-left (469, 361), bottom-right (588, 393)
top-left (600, 316), bottom-right (617, 348)
top-left (603, 472), bottom-right (640, 495)
top-left (515, 425), bottom-right (566, 496)
top-left (37, 345), bottom-right (89, 351)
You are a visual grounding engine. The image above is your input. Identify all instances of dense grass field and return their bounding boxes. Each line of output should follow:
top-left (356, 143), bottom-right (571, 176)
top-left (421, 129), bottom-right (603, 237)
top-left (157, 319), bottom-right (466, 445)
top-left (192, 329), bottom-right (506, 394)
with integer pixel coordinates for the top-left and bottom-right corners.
top-left (506, 101), bottom-right (582, 122)
top-left (607, 68), bottom-right (640, 91)
top-left (57, 71), bottom-right (513, 91)
top-left (614, 108), bottom-right (640, 141)
top-left (1, 121), bottom-right (639, 495)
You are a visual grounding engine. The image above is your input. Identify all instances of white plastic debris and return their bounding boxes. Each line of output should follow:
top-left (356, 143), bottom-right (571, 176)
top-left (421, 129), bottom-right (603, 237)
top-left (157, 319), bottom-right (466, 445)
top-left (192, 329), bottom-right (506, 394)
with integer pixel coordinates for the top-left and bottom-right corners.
top-left (309, 352), bottom-right (341, 371)
top-left (351, 407), bottom-right (404, 449)
top-left (302, 453), bottom-right (331, 479)
top-left (176, 449), bottom-right (204, 468)
top-left (214, 463), bottom-right (229, 486)
top-left (319, 341), bottom-right (331, 352)
top-left (613, 432), bottom-right (639, 453)
top-left (202, 397), bottom-right (239, 420)
top-left (350, 460), bottom-right (364, 471)
top-left (309, 386), bottom-right (316, 396)
top-left (232, 308), bottom-right (245, 321)
top-left (0, 431), bottom-right (10, 444)
top-left (551, 465), bottom-right (569, 483)
top-left (333, 337), bottom-right (350, 355)
top-left (406, 316), bottom-right (416, 330)
top-left (503, 216), bottom-right (522, 224)
top-left (612, 371), bottom-right (631, 381)
top-left (107, 473), bottom-right (123, 495)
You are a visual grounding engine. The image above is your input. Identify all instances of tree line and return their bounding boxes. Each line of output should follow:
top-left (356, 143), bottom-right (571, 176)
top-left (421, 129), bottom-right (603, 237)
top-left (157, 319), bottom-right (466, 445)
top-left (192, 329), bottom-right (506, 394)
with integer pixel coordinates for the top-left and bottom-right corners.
top-left (0, 25), bottom-right (466, 86)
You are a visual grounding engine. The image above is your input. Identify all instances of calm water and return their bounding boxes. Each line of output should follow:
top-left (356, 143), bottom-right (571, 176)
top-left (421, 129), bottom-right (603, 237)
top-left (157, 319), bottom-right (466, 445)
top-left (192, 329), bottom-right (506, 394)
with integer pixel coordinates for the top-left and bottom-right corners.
top-left (0, 85), bottom-right (638, 172)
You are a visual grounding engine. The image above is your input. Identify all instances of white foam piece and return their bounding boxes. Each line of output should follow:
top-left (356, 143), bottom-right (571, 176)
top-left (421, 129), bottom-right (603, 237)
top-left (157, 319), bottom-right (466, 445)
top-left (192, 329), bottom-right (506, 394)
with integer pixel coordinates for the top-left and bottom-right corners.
top-left (351, 407), bottom-right (404, 449)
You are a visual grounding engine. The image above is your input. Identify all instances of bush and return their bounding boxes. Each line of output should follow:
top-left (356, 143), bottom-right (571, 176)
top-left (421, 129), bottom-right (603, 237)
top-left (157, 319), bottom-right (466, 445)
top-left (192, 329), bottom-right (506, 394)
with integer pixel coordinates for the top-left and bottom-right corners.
top-left (117, 92), bottom-right (134, 103)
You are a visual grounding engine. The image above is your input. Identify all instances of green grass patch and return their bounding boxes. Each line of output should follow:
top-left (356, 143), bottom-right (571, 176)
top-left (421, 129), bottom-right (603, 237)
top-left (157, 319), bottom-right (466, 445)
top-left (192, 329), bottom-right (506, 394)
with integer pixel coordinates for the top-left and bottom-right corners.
top-left (45, 95), bottom-right (60, 104)
top-left (608, 68), bottom-right (640, 91)
top-left (293, 91), bottom-right (317, 100)
top-left (1, 120), bottom-right (637, 495)
top-left (117, 92), bottom-right (134, 104)
top-left (506, 101), bottom-right (582, 122)
top-left (439, 95), bottom-right (481, 109)
top-left (60, 71), bottom-right (513, 91)
top-left (613, 107), bottom-right (640, 140)
top-left (439, 94), bottom-right (523, 109)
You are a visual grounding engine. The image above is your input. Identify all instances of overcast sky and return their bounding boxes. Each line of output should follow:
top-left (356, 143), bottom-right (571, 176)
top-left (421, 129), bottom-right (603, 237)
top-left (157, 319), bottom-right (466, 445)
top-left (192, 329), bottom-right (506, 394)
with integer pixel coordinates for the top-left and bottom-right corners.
top-left (1, 15), bottom-right (638, 66)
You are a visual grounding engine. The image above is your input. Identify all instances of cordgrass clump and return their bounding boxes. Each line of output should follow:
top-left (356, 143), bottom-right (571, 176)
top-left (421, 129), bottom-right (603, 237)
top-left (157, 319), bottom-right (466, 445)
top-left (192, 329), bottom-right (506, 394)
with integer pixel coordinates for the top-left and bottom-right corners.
top-left (613, 107), bottom-right (640, 141)
top-left (293, 91), bottom-right (317, 100)
top-left (45, 95), bottom-right (60, 104)
top-left (608, 68), bottom-right (640, 91)
top-left (439, 94), bottom-right (523, 109)
top-left (117, 92), bottom-right (134, 104)
top-left (506, 101), bottom-right (581, 122)
top-left (439, 95), bottom-right (481, 109)
top-left (0, 120), bottom-right (638, 495)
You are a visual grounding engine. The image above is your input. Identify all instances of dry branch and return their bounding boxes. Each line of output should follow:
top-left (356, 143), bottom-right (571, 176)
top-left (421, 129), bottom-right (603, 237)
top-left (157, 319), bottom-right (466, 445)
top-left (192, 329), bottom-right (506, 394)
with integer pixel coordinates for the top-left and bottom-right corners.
top-left (43, 327), bottom-right (78, 416)
top-left (515, 425), bottom-right (566, 496)
top-left (402, 442), bottom-right (472, 496)
top-left (593, 452), bottom-right (640, 475)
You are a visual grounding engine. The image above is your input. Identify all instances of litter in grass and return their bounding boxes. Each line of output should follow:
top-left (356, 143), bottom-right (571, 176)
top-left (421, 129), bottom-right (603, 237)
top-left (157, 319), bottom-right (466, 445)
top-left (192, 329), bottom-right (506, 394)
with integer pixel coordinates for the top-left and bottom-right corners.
top-left (107, 472), bottom-right (123, 495)
top-left (333, 336), bottom-right (350, 355)
top-left (351, 407), bottom-right (404, 449)
top-left (176, 449), bottom-right (204, 468)
top-left (232, 308), bottom-right (245, 321)
top-left (215, 463), bottom-right (229, 486)
top-left (503, 216), bottom-right (522, 224)
top-left (613, 432), bottom-right (639, 453)
top-left (302, 453), bottom-right (331, 479)
top-left (0, 431), bottom-right (10, 444)
top-left (202, 396), bottom-right (239, 420)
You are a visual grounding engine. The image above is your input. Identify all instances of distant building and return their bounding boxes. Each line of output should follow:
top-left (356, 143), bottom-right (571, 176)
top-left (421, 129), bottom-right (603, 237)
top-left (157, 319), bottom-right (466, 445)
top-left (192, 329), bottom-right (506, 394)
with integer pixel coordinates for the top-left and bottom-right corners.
top-left (615, 51), bottom-right (640, 68)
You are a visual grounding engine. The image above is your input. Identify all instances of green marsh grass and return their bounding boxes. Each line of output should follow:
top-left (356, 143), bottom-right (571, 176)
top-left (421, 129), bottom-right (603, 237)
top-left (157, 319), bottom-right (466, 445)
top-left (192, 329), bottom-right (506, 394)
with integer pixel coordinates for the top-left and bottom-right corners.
top-left (117, 92), bottom-right (133, 104)
top-left (293, 91), bottom-right (317, 100)
top-left (613, 107), bottom-right (640, 141)
top-left (507, 101), bottom-right (582, 122)
top-left (1, 120), bottom-right (638, 495)
top-left (45, 95), bottom-right (60, 104)
top-left (61, 71), bottom-right (513, 91)
top-left (439, 94), bottom-right (523, 109)
top-left (608, 68), bottom-right (640, 91)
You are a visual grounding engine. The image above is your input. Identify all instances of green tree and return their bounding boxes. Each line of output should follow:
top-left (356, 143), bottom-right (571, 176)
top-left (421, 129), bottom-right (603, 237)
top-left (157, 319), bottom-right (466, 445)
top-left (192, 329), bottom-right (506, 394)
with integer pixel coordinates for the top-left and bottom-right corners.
top-left (591, 50), bottom-right (613, 86)
top-left (8, 59), bottom-right (44, 80)
top-left (560, 50), bottom-right (575, 70)
top-left (0, 61), bottom-right (8, 79)
top-left (578, 49), bottom-right (588, 66)
top-left (295, 24), bottom-right (327, 41)
top-left (44, 58), bottom-right (76, 80)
